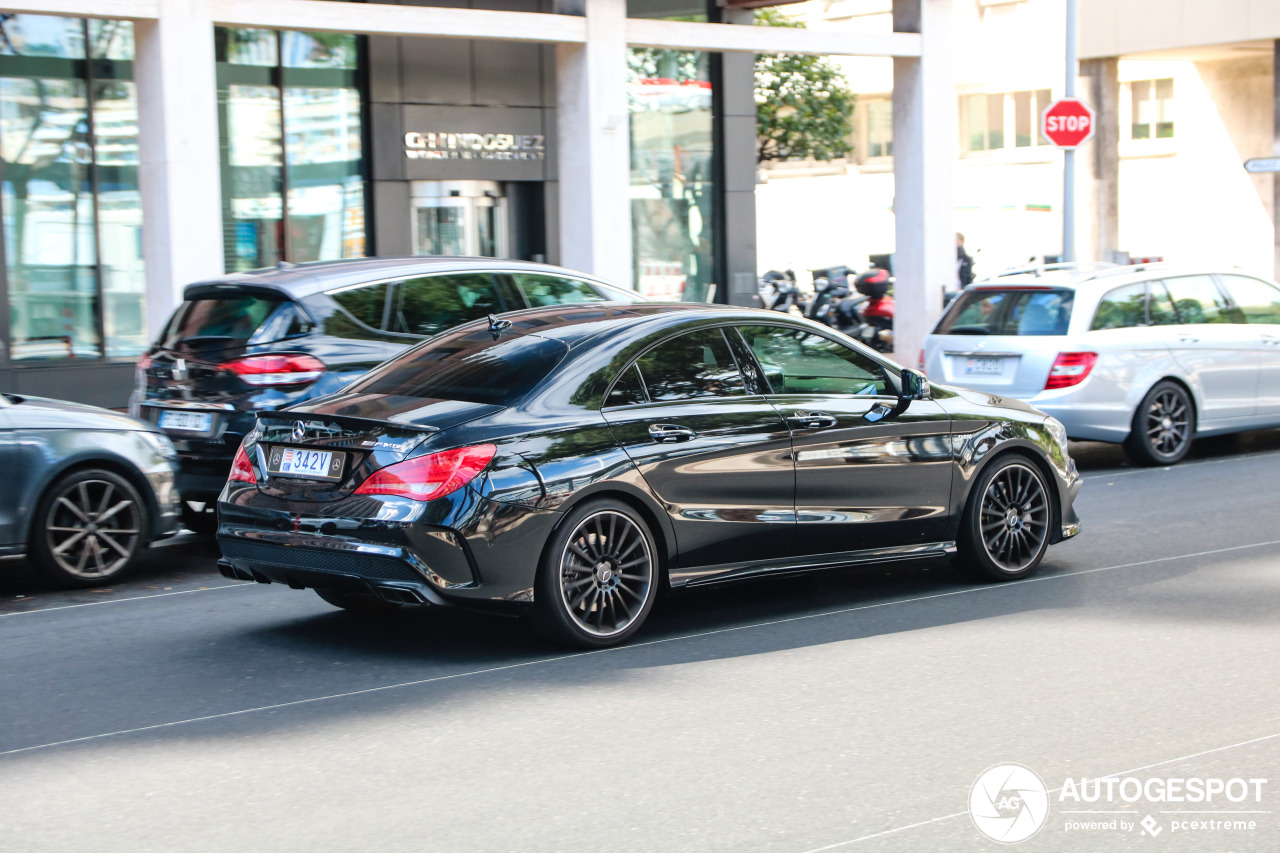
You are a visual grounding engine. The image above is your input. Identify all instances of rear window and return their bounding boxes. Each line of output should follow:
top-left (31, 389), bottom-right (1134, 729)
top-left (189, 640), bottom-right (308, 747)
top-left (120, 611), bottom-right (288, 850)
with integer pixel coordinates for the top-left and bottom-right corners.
top-left (344, 328), bottom-right (568, 406)
top-left (161, 295), bottom-right (287, 348)
top-left (935, 288), bottom-right (1074, 336)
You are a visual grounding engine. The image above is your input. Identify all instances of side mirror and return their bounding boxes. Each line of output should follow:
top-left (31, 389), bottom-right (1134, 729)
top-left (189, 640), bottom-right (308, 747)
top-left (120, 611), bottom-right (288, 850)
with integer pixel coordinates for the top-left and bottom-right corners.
top-left (900, 368), bottom-right (932, 402)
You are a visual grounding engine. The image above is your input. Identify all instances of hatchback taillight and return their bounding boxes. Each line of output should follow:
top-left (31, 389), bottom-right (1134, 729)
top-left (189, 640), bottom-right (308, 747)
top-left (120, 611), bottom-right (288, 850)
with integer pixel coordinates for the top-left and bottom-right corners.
top-left (354, 444), bottom-right (497, 502)
top-left (1044, 352), bottom-right (1098, 390)
top-left (222, 354), bottom-right (325, 387)
top-left (229, 444), bottom-right (257, 484)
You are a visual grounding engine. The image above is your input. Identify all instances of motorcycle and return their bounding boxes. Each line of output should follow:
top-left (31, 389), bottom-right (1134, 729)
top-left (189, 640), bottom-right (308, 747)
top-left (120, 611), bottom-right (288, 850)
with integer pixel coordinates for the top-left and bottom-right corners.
top-left (805, 266), bottom-right (855, 328)
top-left (756, 269), bottom-right (804, 313)
top-left (842, 267), bottom-right (895, 353)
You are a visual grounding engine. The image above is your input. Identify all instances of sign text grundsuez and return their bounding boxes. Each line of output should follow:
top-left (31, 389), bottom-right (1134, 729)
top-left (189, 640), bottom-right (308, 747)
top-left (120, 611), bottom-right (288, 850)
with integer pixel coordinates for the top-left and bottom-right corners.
top-left (405, 131), bottom-right (545, 161)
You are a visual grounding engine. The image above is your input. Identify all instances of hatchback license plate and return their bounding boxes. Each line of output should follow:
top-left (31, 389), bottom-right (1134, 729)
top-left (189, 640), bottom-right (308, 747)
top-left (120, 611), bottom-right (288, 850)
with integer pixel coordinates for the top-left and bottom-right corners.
top-left (267, 446), bottom-right (344, 481)
top-left (158, 410), bottom-right (214, 433)
top-left (964, 357), bottom-right (1005, 375)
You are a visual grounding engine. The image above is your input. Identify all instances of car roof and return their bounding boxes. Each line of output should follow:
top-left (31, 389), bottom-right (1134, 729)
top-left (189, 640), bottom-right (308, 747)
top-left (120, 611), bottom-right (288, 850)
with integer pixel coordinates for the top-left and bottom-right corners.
top-left (183, 256), bottom-right (627, 300)
top-left (971, 261), bottom-right (1270, 291)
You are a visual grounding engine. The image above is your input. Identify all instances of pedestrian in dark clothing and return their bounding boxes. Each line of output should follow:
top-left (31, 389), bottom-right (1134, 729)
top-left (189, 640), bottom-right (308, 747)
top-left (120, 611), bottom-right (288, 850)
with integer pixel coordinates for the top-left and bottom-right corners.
top-left (957, 232), bottom-right (975, 287)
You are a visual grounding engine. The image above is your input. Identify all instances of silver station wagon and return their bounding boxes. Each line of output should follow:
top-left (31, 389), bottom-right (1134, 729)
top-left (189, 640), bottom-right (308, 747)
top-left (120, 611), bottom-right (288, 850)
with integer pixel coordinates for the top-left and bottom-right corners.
top-left (923, 263), bottom-right (1280, 465)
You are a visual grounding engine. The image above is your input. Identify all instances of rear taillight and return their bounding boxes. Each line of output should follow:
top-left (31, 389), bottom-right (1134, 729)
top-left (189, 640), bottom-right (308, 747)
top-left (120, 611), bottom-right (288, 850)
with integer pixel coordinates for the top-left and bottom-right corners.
top-left (223, 354), bottom-right (325, 387)
top-left (1044, 352), bottom-right (1098, 390)
top-left (138, 353), bottom-right (153, 370)
top-left (354, 444), bottom-right (497, 502)
top-left (918, 349), bottom-right (925, 371)
top-left (229, 444), bottom-right (257, 484)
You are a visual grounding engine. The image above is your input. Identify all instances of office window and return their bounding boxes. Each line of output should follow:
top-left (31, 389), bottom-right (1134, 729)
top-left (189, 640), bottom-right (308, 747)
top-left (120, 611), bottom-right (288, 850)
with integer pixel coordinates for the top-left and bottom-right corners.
top-left (962, 93), bottom-right (1006, 153)
top-left (0, 14), bottom-right (146, 361)
top-left (1131, 78), bottom-right (1173, 140)
top-left (864, 98), bottom-right (892, 158)
top-left (1013, 88), bottom-right (1053, 147)
top-left (216, 28), bottom-right (367, 272)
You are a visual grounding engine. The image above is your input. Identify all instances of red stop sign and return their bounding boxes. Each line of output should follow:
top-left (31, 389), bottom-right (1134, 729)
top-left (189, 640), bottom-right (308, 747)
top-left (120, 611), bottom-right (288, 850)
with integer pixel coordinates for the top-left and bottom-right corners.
top-left (1041, 98), bottom-right (1096, 149)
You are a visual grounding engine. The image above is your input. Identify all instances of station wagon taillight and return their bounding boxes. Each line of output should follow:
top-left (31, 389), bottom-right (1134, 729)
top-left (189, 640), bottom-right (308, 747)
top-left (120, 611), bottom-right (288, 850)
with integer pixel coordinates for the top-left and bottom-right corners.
top-left (223, 354), bottom-right (325, 387)
top-left (229, 444), bottom-right (257, 484)
top-left (1044, 352), bottom-right (1098, 390)
top-left (354, 444), bottom-right (497, 502)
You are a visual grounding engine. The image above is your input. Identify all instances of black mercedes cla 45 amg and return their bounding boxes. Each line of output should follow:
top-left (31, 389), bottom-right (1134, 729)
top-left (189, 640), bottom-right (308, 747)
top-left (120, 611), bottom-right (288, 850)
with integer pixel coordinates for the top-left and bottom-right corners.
top-left (217, 304), bottom-right (1081, 647)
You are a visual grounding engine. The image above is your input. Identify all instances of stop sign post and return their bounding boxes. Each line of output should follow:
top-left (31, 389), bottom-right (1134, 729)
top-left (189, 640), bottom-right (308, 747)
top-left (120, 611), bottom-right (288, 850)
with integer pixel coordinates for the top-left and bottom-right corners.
top-left (1041, 97), bottom-right (1096, 150)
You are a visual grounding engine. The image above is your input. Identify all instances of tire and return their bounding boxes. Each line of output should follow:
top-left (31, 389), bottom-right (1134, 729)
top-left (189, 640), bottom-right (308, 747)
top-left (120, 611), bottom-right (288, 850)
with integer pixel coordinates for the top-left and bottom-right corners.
top-left (956, 455), bottom-right (1053, 582)
top-left (314, 588), bottom-right (404, 614)
top-left (530, 499), bottom-right (659, 648)
top-left (1124, 381), bottom-right (1195, 466)
top-left (181, 502), bottom-right (218, 536)
top-left (29, 468), bottom-right (148, 588)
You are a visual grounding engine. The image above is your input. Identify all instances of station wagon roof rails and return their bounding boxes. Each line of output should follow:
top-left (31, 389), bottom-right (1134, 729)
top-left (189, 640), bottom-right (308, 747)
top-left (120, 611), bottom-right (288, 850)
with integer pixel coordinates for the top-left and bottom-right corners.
top-left (979, 261), bottom-right (1118, 281)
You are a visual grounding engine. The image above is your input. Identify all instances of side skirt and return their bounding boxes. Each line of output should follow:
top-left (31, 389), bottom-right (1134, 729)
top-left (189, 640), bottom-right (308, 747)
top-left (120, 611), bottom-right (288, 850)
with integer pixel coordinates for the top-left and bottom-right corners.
top-left (674, 541), bottom-right (958, 588)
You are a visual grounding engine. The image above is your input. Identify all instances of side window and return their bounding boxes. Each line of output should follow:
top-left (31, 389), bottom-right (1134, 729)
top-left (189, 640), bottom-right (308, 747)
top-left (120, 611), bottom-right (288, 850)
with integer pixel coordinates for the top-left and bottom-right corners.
top-left (1148, 281), bottom-right (1180, 325)
top-left (329, 282), bottom-right (391, 332)
top-left (1091, 283), bottom-right (1147, 330)
top-left (738, 325), bottom-right (889, 396)
top-left (1219, 275), bottom-right (1280, 325)
top-left (605, 365), bottom-right (648, 407)
top-left (1163, 275), bottom-right (1241, 324)
top-left (388, 273), bottom-right (502, 338)
top-left (513, 273), bottom-right (607, 307)
top-left (636, 328), bottom-right (745, 402)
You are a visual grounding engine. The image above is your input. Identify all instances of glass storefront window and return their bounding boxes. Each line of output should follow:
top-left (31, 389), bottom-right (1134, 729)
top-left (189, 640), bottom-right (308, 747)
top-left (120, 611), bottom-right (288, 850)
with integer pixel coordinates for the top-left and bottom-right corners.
top-left (0, 14), bottom-right (143, 361)
top-left (216, 29), bottom-right (366, 272)
top-left (628, 47), bottom-right (716, 302)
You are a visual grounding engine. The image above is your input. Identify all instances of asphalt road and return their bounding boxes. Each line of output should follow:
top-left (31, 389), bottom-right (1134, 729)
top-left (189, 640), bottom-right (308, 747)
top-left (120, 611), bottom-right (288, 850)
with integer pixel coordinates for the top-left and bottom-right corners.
top-left (4, 432), bottom-right (1280, 852)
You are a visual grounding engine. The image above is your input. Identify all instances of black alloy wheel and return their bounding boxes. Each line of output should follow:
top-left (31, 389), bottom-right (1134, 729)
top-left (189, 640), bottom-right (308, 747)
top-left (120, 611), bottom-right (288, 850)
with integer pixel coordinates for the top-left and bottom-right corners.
top-left (957, 456), bottom-right (1052, 582)
top-left (30, 469), bottom-right (147, 588)
top-left (532, 499), bottom-right (658, 648)
top-left (1125, 381), bottom-right (1194, 466)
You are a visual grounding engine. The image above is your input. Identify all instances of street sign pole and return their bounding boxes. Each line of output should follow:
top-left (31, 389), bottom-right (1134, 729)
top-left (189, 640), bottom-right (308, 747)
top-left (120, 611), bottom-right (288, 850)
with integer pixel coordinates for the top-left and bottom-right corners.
top-left (1063, 0), bottom-right (1078, 263)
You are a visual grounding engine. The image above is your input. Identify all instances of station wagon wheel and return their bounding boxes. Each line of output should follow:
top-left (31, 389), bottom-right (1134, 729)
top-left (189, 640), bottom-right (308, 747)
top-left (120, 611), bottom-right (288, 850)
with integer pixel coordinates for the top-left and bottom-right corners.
top-left (30, 469), bottom-right (147, 588)
top-left (957, 456), bottom-right (1052, 582)
top-left (532, 500), bottom-right (658, 648)
top-left (1125, 381), bottom-right (1194, 466)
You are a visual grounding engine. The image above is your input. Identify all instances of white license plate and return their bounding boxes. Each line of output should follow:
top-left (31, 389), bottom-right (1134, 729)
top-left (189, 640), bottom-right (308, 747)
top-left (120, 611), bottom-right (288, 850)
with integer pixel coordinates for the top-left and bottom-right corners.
top-left (964, 357), bottom-right (1006, 375)
top-left (268, 447), bottom-right (343, 481)
top-left (158, 410), bottom-right (214, 433)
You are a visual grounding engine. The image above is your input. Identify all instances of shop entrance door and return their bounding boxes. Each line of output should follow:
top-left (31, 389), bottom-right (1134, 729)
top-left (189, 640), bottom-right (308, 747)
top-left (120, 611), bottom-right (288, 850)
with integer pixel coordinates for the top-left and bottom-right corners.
top-left (411, 180), bottom-right (508, 258)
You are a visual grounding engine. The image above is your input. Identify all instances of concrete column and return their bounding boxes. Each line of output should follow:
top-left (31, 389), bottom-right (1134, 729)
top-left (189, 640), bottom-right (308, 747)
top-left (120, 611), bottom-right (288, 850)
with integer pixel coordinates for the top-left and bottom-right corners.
top-left (1274, 40), bottom-right (1280, 280)
top-left (554, 0), bottom-right (632, 287)
top-left (1083, 57), bottom-right (1120, 263)
top-left (134, 0), bottom-right (225, 338)
top-left (892, 0), bottom-right (952, 368)
top-left (721, 7), bottom-right (758, 307)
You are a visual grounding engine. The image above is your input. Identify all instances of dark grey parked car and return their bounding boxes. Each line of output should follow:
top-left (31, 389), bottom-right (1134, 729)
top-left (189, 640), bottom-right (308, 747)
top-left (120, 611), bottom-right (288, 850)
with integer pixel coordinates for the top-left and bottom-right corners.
top-left (0, 393), bottom-right (181, 587)
top-left (129, 257), bottom-right (642, 533)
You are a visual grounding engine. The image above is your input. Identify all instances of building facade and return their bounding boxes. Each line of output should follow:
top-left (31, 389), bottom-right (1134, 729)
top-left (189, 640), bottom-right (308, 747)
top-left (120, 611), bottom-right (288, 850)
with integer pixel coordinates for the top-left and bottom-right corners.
top-left (0, 0), bottom-right (955, 407)
top-left (758, 0), bottom-right (1280, 298)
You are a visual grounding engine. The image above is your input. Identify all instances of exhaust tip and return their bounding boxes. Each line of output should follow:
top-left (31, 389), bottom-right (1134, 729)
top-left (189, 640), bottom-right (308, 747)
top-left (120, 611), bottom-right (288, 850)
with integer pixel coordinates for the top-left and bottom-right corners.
top-left (375, 585), bottom-right (427, 606)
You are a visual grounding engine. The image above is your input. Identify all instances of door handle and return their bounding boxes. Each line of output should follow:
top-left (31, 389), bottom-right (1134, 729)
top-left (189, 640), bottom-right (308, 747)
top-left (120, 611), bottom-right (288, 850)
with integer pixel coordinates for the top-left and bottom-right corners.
top-left (648, 423), bottom-right (697, 443)
top-left (1261, 335), bottom-right (1280, 347)
top-left (787, 410), bottom-right (838, 430)
top-left (1178, 334), bottom-right (1200, 344)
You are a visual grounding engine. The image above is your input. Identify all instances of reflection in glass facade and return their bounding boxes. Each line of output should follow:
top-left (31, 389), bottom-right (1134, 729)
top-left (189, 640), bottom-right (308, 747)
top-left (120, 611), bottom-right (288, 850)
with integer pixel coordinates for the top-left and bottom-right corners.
top-left (0, 15), bottom-right (146, 360)
top-left (628, 47), bottom-right (716, 302)
top-left (216, 29), bottom-right (366, 272)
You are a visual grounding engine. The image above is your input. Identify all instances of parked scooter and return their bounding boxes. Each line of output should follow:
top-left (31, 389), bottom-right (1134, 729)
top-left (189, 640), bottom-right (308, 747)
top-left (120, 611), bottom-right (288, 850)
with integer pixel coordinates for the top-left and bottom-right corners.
top-left (842, 267), bottom-right (895, 352)
top-left (805, 266), bottom-right (855, 328)
top-left (757, 269), bottom-right (804, 313)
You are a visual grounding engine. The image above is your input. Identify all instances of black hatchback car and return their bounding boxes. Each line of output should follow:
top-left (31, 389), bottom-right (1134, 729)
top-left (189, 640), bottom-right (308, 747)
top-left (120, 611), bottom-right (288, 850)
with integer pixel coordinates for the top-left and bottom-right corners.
top-left (130, 257), bottom-right (641, 532)
top-left (217, 304), bottom-right (1081, 647)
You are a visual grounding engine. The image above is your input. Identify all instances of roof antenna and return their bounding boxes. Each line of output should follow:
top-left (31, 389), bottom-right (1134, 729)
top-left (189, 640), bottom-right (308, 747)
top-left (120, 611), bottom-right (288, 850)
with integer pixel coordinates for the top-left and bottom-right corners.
top-left (487, 314), bottom-right (512, 337)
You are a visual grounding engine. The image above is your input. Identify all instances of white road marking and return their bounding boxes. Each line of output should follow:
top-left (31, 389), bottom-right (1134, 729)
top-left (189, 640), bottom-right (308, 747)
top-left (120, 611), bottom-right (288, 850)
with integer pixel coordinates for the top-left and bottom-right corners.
top-left (0, 583), bottom-right (252, 617)
top-left (3, 537), bottom-right (1279, 758)
top-left (797, 730), bottom-right (1280, 851)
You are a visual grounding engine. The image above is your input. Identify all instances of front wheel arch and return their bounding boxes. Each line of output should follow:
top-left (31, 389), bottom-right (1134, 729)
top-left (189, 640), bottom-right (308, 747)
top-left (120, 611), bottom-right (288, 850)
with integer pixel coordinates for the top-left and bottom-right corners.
top-left (959, 446), bottom-right (1062, 546)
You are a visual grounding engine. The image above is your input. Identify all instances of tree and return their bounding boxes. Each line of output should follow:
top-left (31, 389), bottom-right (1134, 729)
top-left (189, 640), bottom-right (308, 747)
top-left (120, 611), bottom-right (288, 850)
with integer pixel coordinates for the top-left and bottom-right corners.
top-left (754, 8), bottom-right (857, 164)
